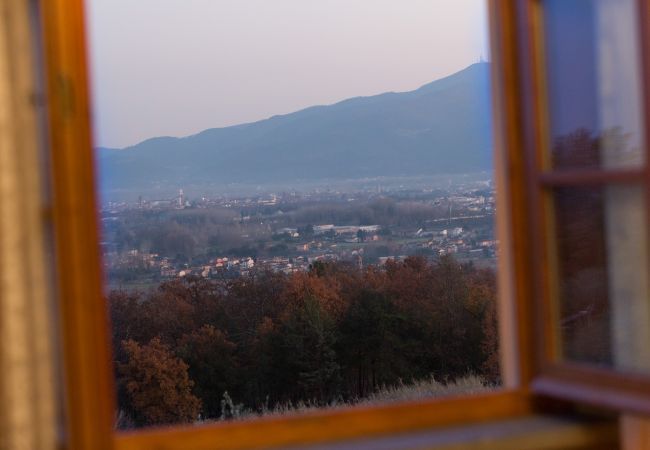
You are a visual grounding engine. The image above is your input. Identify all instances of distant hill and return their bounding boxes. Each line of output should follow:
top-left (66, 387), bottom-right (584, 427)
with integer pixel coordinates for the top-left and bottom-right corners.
top-left (97, 62), bottom-right (492, 197)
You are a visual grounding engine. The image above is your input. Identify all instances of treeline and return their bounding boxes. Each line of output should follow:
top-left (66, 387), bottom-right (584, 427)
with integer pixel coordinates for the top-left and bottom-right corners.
top-left (103, 198), bottom-right (452, 261)
top-left (286, 198), bottom-right (448, 228)
top-left (109, 256), bottom-right (499, 427)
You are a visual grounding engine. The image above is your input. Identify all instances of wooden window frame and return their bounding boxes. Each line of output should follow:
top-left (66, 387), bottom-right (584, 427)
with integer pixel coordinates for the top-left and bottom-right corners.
top-left (514, 0), bottom-right (650, 415)
top-left (39, 0), bottom-right (626, 449)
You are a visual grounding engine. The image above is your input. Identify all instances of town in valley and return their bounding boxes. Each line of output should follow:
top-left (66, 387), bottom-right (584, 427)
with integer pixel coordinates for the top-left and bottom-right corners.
top-left (101, 174), bottom-right (497, 290)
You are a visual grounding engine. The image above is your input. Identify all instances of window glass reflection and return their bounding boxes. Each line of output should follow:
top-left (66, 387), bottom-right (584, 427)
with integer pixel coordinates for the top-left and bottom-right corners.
top-left (553, 185), bottom-right (650, 372)
top-left (543, 0), bottom-right (645, 169)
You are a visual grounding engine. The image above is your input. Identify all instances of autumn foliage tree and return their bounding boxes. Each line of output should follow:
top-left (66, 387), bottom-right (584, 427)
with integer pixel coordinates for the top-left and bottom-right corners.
top-left (109, 256), bottom-right (499, 426)
top-left (118, 337), bottom-right (201, 426)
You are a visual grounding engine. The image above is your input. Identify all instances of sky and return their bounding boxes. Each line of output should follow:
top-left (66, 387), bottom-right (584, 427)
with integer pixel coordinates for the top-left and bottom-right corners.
top-left (86, 0), bottom-right (490, 148)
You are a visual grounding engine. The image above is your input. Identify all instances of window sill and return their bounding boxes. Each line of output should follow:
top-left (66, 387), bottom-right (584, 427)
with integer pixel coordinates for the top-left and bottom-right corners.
top-left (277, 415), bottom-right (618, 450)
top-left (114, 391), bottom-right (531, 450)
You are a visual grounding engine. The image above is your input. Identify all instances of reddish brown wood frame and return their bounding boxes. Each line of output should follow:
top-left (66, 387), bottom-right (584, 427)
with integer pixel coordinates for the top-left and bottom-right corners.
top-left (40, 2), bottom-right (116, 450)
top-left (40, 0), bottom-right (624, 449)
top-left (514, 0), bottom-right (650, 413)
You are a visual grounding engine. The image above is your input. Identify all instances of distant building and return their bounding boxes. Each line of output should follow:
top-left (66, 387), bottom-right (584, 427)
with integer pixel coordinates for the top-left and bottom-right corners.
top-left (178, 189), bottom-right (184, 208)
top-left (314, 224), bottom-right (335, 234)
top-left (450, 227), bottom-right (463, 237)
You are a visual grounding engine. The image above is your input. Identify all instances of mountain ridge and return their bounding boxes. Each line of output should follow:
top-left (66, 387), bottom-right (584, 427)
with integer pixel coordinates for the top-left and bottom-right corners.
top-left (98, 62), bottom-right (492, 197)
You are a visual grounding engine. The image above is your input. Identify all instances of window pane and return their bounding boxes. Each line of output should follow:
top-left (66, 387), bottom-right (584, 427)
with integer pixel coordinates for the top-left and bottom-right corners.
top-left (552, 184), bottom-right (650, 372)
top-left (542, 0), bottom-right (645, 169)
top-left (88, 0), bottom-right (501, 429)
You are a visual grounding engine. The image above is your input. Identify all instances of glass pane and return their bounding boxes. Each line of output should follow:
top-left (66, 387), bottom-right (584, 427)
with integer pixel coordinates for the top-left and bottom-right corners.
top-left (88, 0), bottom-right (501, 429)
top-left (542, 0), bottom-right (645, 169)
top-left (553, 185), bottom-right (650, 372)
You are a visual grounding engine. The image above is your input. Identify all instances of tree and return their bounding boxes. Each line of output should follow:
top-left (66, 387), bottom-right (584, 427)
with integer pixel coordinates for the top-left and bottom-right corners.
top-left (272, 297), bottom-right (341, 404)
top-left (338, 289), bottom-right (404, 397)
top-left (283, 270), bottom-right (346, 318)
top-left (118, 337), bottom-right (201, 426)
top-left (138, 285), bottom-right (196, 345)
top-left (177, 325), bottom-right (238, 418)
top-left (108, 290), bottom-right (146, 361)
top-left (109, 256), bottom-right (500, 422)
top-left (480, 292), bottom-right (500, 383)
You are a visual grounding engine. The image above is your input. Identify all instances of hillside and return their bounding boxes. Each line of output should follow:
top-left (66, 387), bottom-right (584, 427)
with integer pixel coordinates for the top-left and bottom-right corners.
top-left (97, 62), bottom-right (492, 197)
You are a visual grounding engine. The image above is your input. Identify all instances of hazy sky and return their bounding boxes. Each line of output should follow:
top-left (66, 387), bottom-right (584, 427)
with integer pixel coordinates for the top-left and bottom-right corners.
top-left (87, 0), bottom-right (489, 148)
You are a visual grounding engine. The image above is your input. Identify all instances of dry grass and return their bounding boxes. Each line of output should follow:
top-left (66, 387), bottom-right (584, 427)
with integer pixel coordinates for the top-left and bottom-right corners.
top-left (213, 374), bottom-right (494, 422)
top-left (359, 374), bottom-right (492, 405)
